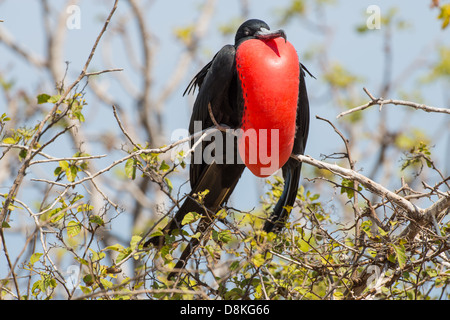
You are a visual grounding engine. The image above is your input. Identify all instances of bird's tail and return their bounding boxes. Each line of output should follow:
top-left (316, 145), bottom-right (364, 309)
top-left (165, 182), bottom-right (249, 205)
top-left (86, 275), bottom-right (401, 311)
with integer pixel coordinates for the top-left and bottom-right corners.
top-left (143, 190), bottom-right (207, 249)
top-left (144, 161), bottom-right (245, 248)
top-left (263, 157), bottom-right (301, 234)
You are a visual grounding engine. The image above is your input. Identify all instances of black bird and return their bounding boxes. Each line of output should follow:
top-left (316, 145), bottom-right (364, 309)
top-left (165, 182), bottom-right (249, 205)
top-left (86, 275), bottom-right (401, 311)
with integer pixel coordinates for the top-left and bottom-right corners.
top-left (144, 19), bottom-right (311, 276)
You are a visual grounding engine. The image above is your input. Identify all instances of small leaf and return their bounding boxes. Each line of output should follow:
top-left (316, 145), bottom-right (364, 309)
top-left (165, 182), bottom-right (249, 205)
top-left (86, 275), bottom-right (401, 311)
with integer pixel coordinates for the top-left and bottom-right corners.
top-left (191, 232), bottom-right (201, 239)
top-left (130, 235), bottom-right (142, 248)
top-left (18, 149), bottom-right (27, 161)
top-left (165, 177), bottom-right (173, 193)
top-left (54, 166), bottom-right (62, 176)
top-left (219, 230), bottom-right (232, 243)
top-left (48, 94), bottom-right (61, 104)
top-left (361, 220), bottom-right (373, 237)
top-left (1, 113), bottom-right (11, 122)
top-left (83, 274), bottom-right (94, 286)
top-left (149, 230), bottom-right (164, 238)
top-left (89, 215), bottom-right (104, 226)
top-left (89, 248), bottom-right (106, 262)
top-left (340, 178), bottom-right (362, 199)
top-left (216, 208), bottom-right (228, 219)
top-left (67, 221), bottom-right (81, 238)
top-left (77, 203), bottom-right (93, 213)
top-left (105, 243), bottom-right (125, 252)
top-left (37, 93), bottom-right (51, 104)
top-left (125, 158), bottom-right (137, 180)
top-left (48, 208), bottom-right (64, 223)
top-left (66, 165), bottom-right (78, 182)
top-left (30, 253), bottom-right (43, 265)
top-left (2, 137), bottom-right (16, 144)
top-left (438, 4), bottom-right (450, 29)
top-left (181, 212), bottom-right (203, 225)
top-left (252, 253), bottom-right (265, 268)
top-left (392, 242), bottom-right (407, 269)
top-left (116, 248), bottom-right (132, 263)
top-left (59, 160), bottom-right (69, 171)
top-left (159, 160), bottom-right (170, 172)
top-left (230, 260), bottom-right (240, 271)
top-left (2, 221), bottom-right (11, 228)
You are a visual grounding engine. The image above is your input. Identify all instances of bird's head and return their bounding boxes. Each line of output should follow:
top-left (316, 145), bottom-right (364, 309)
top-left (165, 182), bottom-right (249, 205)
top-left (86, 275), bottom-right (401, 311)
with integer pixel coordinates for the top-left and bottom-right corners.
top-left (235, 19), bottom-right (287, 45)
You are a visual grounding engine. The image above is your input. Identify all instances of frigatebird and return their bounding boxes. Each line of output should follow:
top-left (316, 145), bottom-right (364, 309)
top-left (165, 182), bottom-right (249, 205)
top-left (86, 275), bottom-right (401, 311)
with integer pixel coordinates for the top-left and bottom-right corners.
top-left (144, 19), bottom-right (311, 275)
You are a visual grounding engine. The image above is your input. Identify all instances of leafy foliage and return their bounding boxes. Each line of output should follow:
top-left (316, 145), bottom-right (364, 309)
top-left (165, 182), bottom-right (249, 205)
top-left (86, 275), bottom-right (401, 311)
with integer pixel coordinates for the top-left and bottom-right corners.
top-left (0, 0), bottom-right (448, 301)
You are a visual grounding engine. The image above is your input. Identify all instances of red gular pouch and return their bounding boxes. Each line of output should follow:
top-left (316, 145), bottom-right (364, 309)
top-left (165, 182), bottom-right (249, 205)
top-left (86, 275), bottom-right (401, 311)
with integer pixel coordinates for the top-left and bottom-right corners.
top-left (236, 37), bottom-right (300, 177)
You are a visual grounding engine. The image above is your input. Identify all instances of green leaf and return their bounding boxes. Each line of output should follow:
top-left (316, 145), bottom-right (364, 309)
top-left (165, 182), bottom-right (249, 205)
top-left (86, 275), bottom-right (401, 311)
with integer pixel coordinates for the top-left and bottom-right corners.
top-left (438, 4), bottom-right (450, 29)
top-left (181, 212), bottom-right (203, 225)
top-left (125, 158), bottom-right (137, 180)
top-left (164, 177), bottom-right (173, 193)
top-left (361, 220), bottom-right (373, 237)
top-left (212, 230), bottom-right (232, 244)
top-left (174, 25), bottom-right (194, 45)
top-left (30, 253), bottom-right (43, 265)
top-left (59, 160), bottom-right (69, 171)
top-left (252, 253), bottom-right (265, 268)
top-left (392, 241), bottom-right (407, 269)
top-left (1, 221), bottom-right (11, 228)
top-left (1, 113), bottom-right (11, 122)
top-left (105, 243), bottom-right (125, 252)
top-left (67, 221), bottom-right (81, 238)
top-left (48, 94), bottom-right (61, 104)
top-left (297, 238), bottom-right (311, 253)
top-left (2, 137), bottom-right (16, 144)
top-left (130, 235), bottom-right (142, 248)
top-left (89, 215), bottom-right (104, 226)
top-left (191, 232), bottom-right (201, 239)
top-left (230, 260), bottom-right (240, 271)
top-left (116, 248), bottom-right (132, 263)
top-left (74, 256), bottom-right (89, 266)
top-left (37, 93), bottom-right (51, 104)
top-left (160, 245), bottom-right (173, 262)
top-left (89, 248), bottom-right (106, 262)
top-left (323, 63), bottom-right (361, 89)
top-left (77, 203), bottom-right (93, 213)
top-left (149, 230), bottom-right (164, 238)
top-left (31, 279), bottom-right (42, 296)
top-left (340, 178), bottom-right (362, 199)
top-left (18, 149), bottom-right (27, 161)
top-left (54, 166), bottom-right (62, 176)
top-left (48, 208), bottom-right (64, 223)
top-left (159, 160), bottom-right (170, 172)
top-left (66, 165), bottom-right (78, 182)
top-left (216, 208), bottom-right (228, 219)
top-left (83, 274), bottom-right (94, 286)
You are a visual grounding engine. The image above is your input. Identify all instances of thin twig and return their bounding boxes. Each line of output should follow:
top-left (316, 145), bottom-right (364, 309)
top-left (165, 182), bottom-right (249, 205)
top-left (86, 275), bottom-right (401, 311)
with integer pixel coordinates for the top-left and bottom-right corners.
top-left (84, 68), bottom-right (123, 77)
top-left (112, 105), bottom-right (140, 150)
top-left (30, 154), bottom-right (107, 165)
top-left (337, 87), bottom-right (450, 118)
top-left (294, 154), bottom-right (420, 215)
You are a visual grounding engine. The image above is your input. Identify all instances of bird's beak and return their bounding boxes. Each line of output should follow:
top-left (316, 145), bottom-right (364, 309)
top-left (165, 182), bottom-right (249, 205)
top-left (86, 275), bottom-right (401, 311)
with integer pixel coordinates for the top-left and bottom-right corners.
top-left (254, 28), bottom-right (287, 42)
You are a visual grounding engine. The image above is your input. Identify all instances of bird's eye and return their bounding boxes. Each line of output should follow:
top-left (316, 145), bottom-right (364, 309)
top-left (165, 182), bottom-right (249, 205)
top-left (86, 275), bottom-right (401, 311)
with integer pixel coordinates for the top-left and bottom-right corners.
top-left (243, 27), bottom-right (250, 36)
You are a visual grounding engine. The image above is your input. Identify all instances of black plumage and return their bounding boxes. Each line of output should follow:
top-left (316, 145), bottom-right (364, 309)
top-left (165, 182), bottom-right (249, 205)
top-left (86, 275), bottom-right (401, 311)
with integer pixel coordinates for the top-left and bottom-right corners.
top-left (144, 19), bottom-right (311, 277)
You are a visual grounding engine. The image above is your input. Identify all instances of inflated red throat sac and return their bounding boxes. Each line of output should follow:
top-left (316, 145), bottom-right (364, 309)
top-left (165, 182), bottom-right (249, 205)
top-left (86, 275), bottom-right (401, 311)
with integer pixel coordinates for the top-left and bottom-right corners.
top-left (236, 37), bottom-right (300, 177)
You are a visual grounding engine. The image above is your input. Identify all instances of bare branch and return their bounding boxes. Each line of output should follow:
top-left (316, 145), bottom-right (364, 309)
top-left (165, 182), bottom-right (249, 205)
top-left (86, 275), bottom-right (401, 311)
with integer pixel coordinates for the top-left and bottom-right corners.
top-left (294, 154), bottom-right (420, 215)
top-left (84, 68), bottom-right (123, 77)
top-left (337, 87), bottom-right (450, 118)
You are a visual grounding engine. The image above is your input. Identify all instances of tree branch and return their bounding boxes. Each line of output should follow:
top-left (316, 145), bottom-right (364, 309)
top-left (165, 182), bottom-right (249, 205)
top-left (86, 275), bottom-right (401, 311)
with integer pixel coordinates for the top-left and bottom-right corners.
top-left (337, 87), bottom-right (450, 118)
